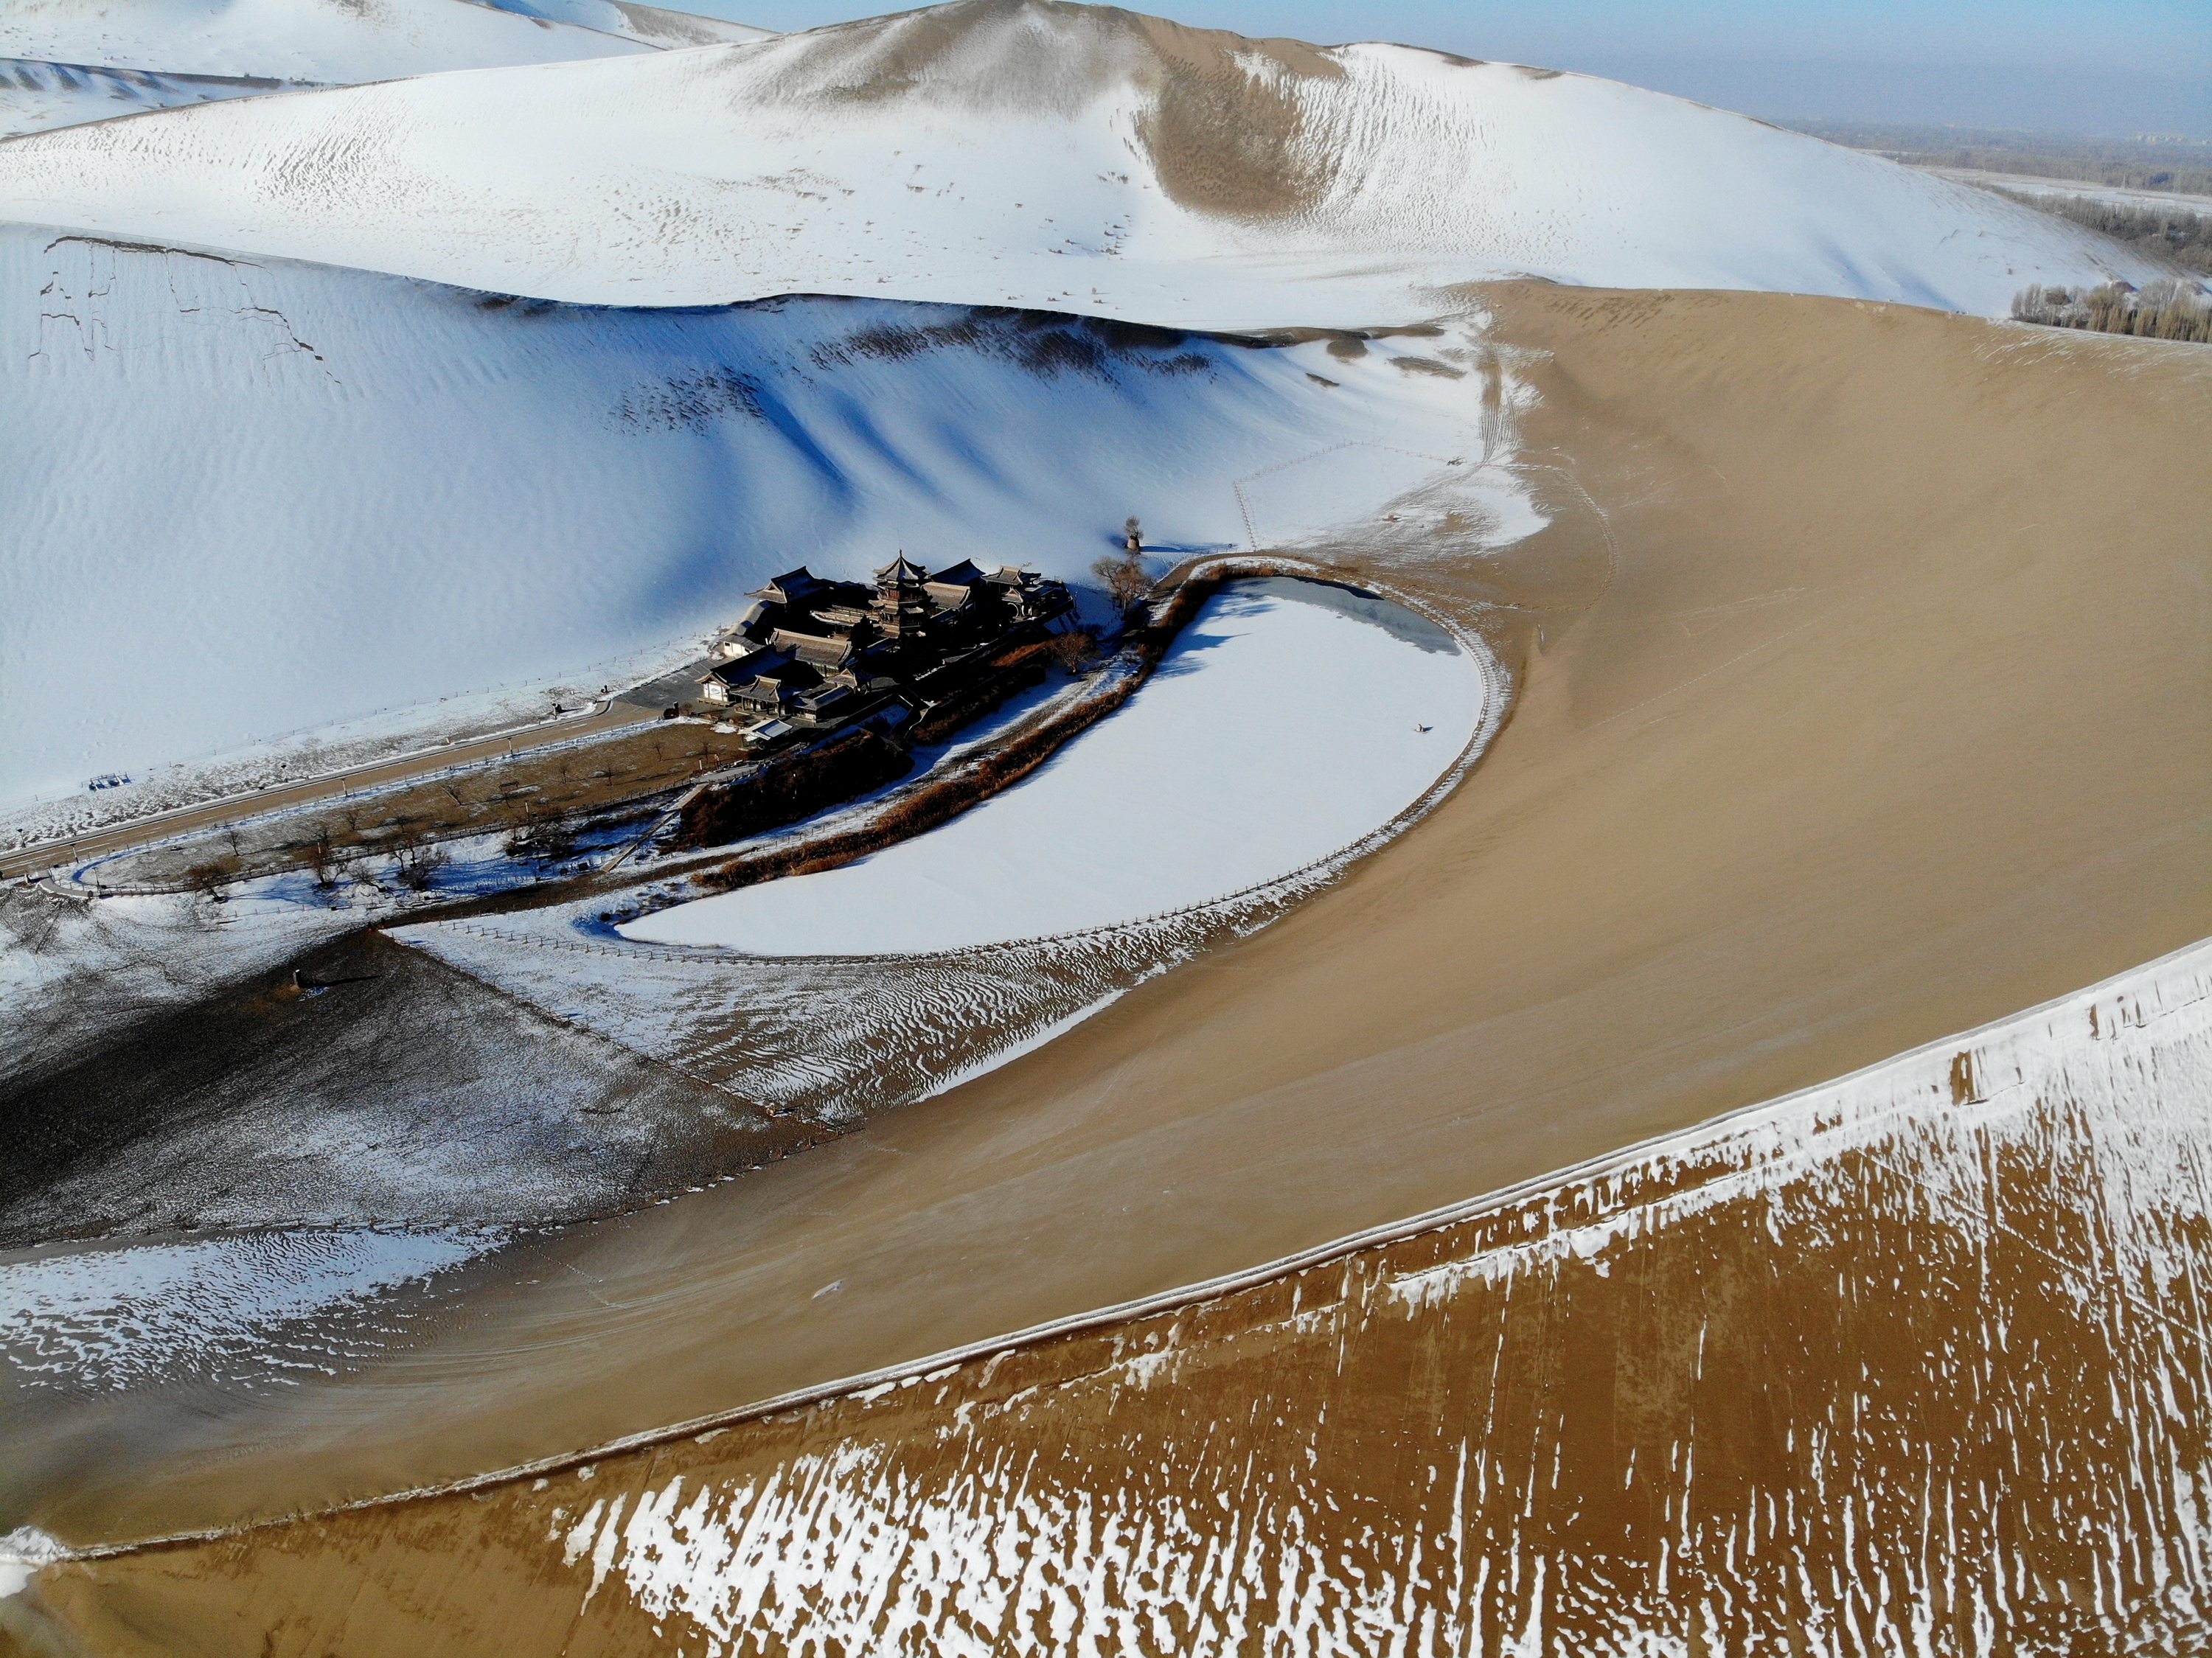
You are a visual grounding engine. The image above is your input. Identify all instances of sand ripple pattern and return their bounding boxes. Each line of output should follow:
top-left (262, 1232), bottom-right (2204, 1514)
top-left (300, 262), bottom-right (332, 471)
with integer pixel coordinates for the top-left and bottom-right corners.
top-left (0, 1227), bottom-right (495, 1393)
top-left (412, 874), bottom-right (1374, 1123)
top-left (29, 944), bottom-right (2212, 1654)
top-left (521, 944), bottom-right (2210, 1654)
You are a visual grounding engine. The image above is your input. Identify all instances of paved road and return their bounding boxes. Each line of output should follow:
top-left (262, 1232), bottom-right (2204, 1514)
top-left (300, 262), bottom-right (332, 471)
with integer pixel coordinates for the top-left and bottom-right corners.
top-left (1, 702), bottom-right (664, 885)
top-left (616, 656), bottom-right (716, 712)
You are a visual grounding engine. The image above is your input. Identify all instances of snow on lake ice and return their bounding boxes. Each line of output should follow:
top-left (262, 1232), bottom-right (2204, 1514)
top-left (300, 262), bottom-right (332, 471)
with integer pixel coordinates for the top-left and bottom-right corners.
top-left (622, 581), bottom-right (1483, 957)
top-left (0, 1227), bottom-right (499, 1393)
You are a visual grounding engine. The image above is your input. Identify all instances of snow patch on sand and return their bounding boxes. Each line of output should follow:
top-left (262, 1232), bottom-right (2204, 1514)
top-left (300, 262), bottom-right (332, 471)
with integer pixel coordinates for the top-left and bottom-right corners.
top-left (0, 1528), bottom-right (71, 1599)
top-left (560, 940), bottom-right (2212, 1656)
top-left (622, 581), bottom-right (1484, 956)
top-left (0, 885), bottom-right (362, 1093)
top-left (0, 1226), bottom-right (501, 1392)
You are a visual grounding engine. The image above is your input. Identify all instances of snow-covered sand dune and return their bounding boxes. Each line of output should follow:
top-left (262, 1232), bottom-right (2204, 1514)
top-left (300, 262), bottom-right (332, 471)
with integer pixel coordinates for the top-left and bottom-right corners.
top-left (0, 57), bottom-right (310, 141)
top-left (0, 0), bottom-right (666, 84)
top-left (0, 0), bottom-right (2159, 327)
top-left (0, 1), bottom-right (772, 138)
top-left (625, 582), bottom-right (1484, 955)
top-left (0, 2), bottom-right (2162, 800)
top-left (487, 0), bottom-right (771, 52)
top-left (0, 0), bottom-right (776, 139)
top-left (0, 220), bottom-right (1507, 803)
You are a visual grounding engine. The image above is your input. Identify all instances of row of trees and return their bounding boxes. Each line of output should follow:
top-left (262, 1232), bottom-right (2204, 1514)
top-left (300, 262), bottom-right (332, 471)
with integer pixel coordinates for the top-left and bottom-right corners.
top-left (2011, 279), bottom-right (2212, 344)
top-left (1995, 189), bottom-right (2212, 276)
top-left (190, 743), bottom-right (685, 899)
top-left (186, 817), bottom-right (453, 905)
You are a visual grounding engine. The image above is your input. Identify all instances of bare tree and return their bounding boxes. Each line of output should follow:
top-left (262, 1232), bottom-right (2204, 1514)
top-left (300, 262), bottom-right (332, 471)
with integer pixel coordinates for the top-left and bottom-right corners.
top-left (1048, 629), bottom-right (1100, 675)
top-left (302, 823), bottom-right (340, 888)
top-left (396, 843), bottom-right (449, 891)
top-left (505, 806), bottom-right (576, 865)
top-left (184, 860), bottom-right (233, 904)
top-left (374, 822), bottom-right (446, 891)
top-left (1091, 551), bottom-right (1151, 616)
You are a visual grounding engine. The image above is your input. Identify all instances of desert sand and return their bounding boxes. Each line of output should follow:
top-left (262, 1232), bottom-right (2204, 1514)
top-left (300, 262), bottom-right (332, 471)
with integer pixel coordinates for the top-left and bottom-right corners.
top-left (16, 904), bottom-right (2209, 1652)
top-left (6, 285), bottom-right (2204, 1613)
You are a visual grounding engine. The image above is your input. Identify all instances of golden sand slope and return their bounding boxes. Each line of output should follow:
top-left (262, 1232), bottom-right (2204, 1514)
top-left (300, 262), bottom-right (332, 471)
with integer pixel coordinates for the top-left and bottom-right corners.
top-left (8, 289), bottom-right (2206, 1572)
top-left (15, 941), bottom-right (2209, 1653)
top-left (824, 285), bottom-right (2210, 1321)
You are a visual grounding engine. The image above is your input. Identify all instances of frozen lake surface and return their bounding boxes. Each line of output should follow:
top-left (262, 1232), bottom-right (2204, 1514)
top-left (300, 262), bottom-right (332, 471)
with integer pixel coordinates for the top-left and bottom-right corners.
top-left (623, 580), bottom-right (1484, 957)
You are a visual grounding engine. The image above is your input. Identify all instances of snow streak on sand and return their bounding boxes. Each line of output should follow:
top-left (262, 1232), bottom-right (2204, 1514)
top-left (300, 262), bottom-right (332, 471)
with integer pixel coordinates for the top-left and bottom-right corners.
top-left (625, 582), bottom-right (1483, 955)
top-left (0, 1227), bottom-right (499, 1393)
top-left (0, 1), bottom-right (2159, 324)
top-left (0, 220), bottom-right (1502, 802)
top-left (551, 941), bottom-right (2212, 1655)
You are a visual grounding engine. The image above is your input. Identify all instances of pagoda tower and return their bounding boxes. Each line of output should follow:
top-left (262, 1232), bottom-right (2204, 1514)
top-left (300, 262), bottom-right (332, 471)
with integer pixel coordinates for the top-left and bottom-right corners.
top-left (870, 553), bottom-right (935, 643)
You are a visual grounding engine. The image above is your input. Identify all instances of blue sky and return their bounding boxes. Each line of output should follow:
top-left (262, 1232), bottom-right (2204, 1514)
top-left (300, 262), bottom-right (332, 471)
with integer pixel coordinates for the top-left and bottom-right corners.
top-left (688, 0), bottom-right (2212, 135)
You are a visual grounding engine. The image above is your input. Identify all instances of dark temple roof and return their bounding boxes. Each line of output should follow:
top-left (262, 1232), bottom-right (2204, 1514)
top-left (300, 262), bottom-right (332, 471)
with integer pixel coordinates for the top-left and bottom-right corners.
top-left (746, 567), bottom-right (827, 605)
top-left (927, 559), bottom-right (988, 589)
top-left (709, 647), bottom-right (796, 687)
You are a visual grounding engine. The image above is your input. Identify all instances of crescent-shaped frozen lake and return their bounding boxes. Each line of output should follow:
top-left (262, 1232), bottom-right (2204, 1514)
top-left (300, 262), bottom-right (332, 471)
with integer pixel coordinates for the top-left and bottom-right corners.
top-left (622, 579), bottom-right (1486, 958)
